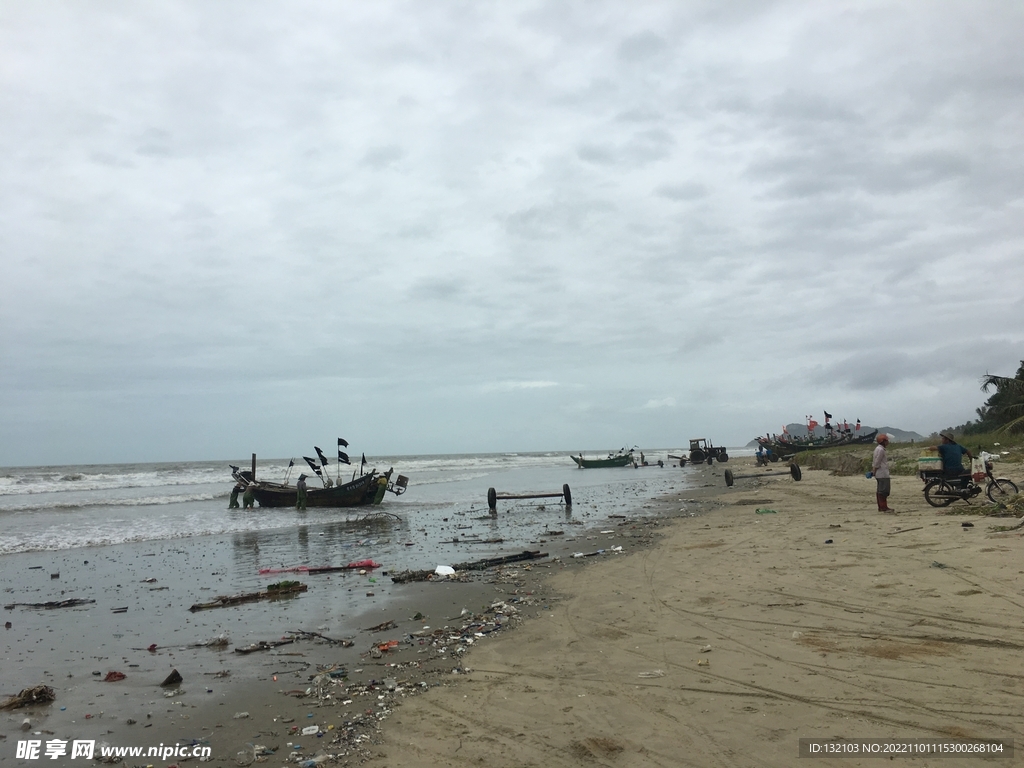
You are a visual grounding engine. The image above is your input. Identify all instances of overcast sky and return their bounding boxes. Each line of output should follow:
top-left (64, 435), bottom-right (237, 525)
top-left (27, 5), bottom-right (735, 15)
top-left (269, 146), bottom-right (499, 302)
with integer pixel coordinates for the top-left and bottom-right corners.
top-left (2, 1), bottom-right (1022, 466)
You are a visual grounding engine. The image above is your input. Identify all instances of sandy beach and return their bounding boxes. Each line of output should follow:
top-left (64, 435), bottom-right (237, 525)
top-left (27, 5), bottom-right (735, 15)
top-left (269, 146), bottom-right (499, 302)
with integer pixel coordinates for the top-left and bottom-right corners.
top-left (5, 456), bottom-right (1023, 766)
top-left (358, 457), bottom-right (1024, 767)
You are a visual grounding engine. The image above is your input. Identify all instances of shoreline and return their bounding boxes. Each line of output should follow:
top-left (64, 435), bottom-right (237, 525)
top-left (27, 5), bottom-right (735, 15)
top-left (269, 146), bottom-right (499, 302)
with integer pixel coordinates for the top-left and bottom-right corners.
top-left (9, 453), bottom-right (1022, 766)
top-left (2, 464), bottom-right (720, 764)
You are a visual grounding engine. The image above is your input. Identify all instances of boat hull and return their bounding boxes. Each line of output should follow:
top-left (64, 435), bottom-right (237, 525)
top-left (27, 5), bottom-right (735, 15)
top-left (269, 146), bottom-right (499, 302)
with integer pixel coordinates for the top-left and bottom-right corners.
top-left (250, 472), bottom-right (382, 508)
top-left (758, 430), bottom-right (879, 457)
top-left (571, 454), bottom-right (634, 468)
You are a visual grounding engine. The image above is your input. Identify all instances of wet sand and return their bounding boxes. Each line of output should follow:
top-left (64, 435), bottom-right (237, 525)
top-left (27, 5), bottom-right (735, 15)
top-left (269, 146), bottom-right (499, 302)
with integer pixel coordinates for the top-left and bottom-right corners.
top-left (1, 466), bottom-right (707, 764)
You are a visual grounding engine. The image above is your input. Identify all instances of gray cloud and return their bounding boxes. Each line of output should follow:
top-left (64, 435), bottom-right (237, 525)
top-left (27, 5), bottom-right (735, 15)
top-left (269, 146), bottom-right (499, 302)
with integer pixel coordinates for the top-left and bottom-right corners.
top-left (1, 1), bottom-right (1022, 465)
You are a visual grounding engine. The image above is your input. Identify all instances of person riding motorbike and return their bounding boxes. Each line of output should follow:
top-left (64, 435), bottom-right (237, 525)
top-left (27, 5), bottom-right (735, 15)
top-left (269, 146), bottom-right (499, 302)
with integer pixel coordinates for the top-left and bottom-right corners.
top-left (928, 432), bottom-right (973, 488)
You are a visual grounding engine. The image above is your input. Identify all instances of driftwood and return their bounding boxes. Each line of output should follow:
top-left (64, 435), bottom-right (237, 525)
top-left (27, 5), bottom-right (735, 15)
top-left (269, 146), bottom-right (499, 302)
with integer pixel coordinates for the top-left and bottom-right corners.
top-left (234, 639), bottom-right (295, 655)
top-left (4, 598), bottom-right (95, 610)
top-left (189, 581), bottom-right (307, 612)
top-left (0, 685), bottom-right (56, 710)
top-left (286, 629), bottom-right (353, 646)
top-left (391, 550), bottom-right (548, 584)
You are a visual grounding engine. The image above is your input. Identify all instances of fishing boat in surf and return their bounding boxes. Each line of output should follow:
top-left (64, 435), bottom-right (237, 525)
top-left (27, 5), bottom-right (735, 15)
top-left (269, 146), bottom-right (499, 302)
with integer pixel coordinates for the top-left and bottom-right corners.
top-left (570, 449), bottom-right (635, 469)
top-left (231, 439), bottom-right (408, 508)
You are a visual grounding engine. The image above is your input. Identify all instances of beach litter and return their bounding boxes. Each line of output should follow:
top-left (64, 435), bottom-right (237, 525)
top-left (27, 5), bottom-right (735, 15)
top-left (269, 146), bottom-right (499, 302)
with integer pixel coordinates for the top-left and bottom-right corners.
top-left (234, 639), bottom-right (295, 654)
top-left (0, 685), bottom-right (55, 710)
top-left (103, 671), bottom-right (126, 682)
top-left (161, 669), bottom-right (183, 687)
top-left (755, 508), bottom-right (777, 515)
top-left (391, 551), bottom-right (548, 583)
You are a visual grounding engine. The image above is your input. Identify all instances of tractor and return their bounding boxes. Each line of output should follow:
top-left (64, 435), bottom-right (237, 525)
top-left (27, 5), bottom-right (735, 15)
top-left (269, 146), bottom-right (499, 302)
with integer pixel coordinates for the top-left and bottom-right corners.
top-left (689, 438), bottom-right (729, 464)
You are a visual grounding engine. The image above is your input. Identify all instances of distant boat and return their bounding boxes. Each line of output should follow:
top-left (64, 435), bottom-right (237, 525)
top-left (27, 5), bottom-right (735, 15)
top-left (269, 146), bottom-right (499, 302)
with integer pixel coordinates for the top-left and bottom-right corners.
top-left (571, 450), bottom-right (634, 469)
top-left (756, 430), bottom-right (878, 458)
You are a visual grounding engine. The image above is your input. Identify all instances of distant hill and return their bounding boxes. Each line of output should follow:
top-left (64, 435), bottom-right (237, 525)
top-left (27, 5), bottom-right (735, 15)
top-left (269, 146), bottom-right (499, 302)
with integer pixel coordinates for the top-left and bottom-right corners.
top-left (747, 424), bottom-right (926, 447)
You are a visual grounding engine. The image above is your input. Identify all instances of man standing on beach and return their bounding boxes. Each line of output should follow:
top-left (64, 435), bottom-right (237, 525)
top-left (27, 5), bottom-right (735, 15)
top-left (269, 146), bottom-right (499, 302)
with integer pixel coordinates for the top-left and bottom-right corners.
top-left (871, 433), bottom-right (894, 512)
top-left (296, 474), bottom-right (308, 511)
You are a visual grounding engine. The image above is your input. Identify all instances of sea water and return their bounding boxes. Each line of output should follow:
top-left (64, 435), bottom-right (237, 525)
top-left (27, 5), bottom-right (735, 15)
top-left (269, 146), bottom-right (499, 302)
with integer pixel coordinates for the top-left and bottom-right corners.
top-left (0, 451), bottom-right (706, 559)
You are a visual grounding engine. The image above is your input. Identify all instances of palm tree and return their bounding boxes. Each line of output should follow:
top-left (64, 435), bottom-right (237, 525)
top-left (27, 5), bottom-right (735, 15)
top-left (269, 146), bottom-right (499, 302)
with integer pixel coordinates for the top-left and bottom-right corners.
top-left (980, 363), bottom-right (1024, 434)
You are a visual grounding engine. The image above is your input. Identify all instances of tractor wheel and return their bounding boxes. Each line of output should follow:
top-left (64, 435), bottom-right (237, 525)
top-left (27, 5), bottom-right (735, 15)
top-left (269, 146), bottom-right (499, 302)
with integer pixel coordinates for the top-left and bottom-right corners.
top-left (717, 452), bottom-right (729, 463)
top-left (690, 450), bottom-right (706, 463)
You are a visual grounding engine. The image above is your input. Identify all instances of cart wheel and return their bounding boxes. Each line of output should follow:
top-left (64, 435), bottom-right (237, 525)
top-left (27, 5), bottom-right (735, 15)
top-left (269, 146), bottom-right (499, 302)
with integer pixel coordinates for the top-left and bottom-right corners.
top-left (487, 487), bottom-right (497, 510)
top-left (724, 469), bottom-right (734, 487)
top-left (562, 484), bottom-right (572, 507)
top-left (789, 463), bottom-right (802, 481)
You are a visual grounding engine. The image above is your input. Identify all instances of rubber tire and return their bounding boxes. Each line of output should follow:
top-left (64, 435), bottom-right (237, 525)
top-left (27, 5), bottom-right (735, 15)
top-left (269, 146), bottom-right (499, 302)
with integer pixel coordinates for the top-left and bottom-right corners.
top-left (690, 450), bottom-right (706, 463)
top-left (923, 479), bottom-right (956, 507)
top-left (717, 453), bottom-right (729, 463)
top-left (789, 463), bottom-right (802, 481)
top-left (987, 478), bottom-right (1019, 503)
top-left (769, 454), bottom-right (780, 463)
top-left (487, 487), bottom-right (497, 511)
top-left (724, 469), bottom-right (734, 487)
top-left (562, 484), bottom-right (572, 507)
top-left (706, 456), bottom-right (714, 466)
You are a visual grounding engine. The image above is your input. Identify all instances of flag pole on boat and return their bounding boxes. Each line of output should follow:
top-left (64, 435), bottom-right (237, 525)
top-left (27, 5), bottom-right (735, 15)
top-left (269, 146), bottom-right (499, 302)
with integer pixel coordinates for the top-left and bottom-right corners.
top-left (303, 456), bottom-right (325, 487)
top-left (337, 438), bottom-right (350, 484)
top-left (283, 459), bottom-right (295, 484)
top-left (314, 446), bottom-right (333, 487)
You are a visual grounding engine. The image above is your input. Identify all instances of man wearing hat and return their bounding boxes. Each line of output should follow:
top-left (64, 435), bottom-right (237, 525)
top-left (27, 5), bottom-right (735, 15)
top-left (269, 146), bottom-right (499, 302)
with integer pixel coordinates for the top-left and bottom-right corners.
top-left (296, 473), bottom-right (308, 511)
top-left (871, 433), bottom-right (895, 512)
top-left (930, 433), bottom-right (973, 488)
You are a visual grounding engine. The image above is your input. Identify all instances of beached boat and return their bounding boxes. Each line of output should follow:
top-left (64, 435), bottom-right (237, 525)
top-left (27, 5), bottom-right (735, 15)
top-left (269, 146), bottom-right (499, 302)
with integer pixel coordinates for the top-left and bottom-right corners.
top-left (756, 429), bottom-right (878, 458)
top-left (571, 450), bottom-right (634, 469)
top-left (231, 460), bottom-right (408, 508)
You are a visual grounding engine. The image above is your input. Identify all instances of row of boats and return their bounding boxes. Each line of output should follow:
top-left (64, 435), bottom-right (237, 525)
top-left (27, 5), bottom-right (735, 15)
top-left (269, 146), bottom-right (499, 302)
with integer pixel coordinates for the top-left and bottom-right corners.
top-left (231, 424), bottom-right (877, 508)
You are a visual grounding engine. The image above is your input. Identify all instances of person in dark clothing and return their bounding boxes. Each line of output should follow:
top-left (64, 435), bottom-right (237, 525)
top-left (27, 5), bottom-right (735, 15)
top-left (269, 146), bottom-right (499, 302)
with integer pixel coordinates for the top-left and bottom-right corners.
top-left (930, 432), bottom-right (973, 488)
top-left (229, 482), bottom-right (243, 509)
top-left (296, 474), bottom-right (308, 511)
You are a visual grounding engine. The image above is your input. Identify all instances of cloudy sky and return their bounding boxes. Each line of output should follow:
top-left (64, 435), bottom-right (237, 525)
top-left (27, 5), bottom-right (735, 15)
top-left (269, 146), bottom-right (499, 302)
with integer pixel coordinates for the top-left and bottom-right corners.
top-left (2, 2), bottom-right (1022, 466)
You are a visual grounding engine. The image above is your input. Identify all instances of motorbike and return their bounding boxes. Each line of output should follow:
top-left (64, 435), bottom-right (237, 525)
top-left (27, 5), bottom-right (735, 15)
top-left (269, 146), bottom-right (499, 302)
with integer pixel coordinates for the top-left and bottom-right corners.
top-left (922, 453), bottom-right (1018, 507)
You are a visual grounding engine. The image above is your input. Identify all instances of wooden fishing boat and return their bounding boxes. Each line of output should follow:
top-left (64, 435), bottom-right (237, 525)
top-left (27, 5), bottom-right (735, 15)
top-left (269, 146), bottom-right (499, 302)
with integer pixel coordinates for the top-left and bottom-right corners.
top-left (570, 450), bottom-right (634, 469)
top-left (232, 464), bottom-right (408, 508)
top-left (757, 430), bottom-right (878, 458)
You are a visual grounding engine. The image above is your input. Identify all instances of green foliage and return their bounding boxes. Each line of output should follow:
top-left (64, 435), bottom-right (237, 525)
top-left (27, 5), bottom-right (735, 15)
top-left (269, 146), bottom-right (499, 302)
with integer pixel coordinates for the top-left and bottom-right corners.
top-left (951, 361), bottom-right (1024, 436)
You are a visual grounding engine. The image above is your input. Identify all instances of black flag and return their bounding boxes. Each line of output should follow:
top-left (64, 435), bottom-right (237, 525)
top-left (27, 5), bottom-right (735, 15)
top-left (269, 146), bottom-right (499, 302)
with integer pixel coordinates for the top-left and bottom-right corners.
top-left (824, 411), bottom-right (833, 420)
top-left (360, 453), bottom-right (366, 471)
top-left (303, 456), bottom-right (323, 478)
top-left (338, 450), bottom-right (350, 465)
top-left (287, 459), bottom-right (294, 468)
top-left (315, 446), bottom-right (330, 468)
top-left (338, 437), bottom-right (349, 448)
